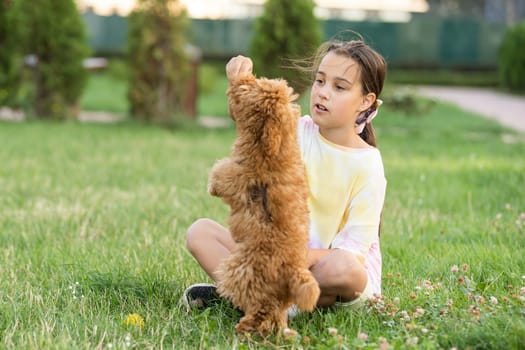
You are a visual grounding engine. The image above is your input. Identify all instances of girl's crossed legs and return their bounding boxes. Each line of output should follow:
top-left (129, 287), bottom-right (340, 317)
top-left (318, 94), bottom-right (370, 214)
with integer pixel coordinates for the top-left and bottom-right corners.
top-left (185, 218), bottom-right (369, 308)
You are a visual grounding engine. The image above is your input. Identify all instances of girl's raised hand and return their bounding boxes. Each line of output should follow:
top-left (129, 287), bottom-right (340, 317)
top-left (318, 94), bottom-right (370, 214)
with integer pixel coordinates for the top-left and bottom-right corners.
top-left (226, 55), bottom-right (253, 83)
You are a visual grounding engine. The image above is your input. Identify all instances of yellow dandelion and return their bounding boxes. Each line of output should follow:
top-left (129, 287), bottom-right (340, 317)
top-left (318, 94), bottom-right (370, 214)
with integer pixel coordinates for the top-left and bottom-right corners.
top-left (123, 313), bottom-right (144, 329)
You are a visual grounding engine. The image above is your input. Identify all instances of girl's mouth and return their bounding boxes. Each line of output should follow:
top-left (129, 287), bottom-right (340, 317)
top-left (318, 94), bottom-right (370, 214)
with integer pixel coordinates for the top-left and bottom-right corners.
top-left (315, 103), bottom-right (328, 112)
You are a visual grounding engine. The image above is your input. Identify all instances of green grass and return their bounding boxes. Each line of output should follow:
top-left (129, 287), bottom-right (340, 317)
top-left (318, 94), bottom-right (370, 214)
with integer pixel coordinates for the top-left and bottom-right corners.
top-left (2, 68), bottom-right (525, 349)
top-left (80, 72), bottom-right (128, 114)
top-left (78, 62), bottom-right (506, 119)
top-left (387, 69), bottom-right (500, 87)
top-left (79, 61), bottom-right (232, 118)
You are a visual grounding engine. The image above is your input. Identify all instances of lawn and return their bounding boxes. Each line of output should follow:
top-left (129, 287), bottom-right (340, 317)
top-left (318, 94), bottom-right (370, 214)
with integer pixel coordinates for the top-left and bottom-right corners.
top-left (1, 67), bottom-right (524, 349)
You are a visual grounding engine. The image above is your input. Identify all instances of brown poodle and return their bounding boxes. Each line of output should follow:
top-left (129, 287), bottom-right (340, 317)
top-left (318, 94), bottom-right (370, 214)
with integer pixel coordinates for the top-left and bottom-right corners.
top-left (208, 73), bottom-right (320, 335)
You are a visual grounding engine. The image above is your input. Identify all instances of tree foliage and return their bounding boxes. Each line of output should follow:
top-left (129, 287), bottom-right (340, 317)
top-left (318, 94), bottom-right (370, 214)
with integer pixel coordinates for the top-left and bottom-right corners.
top-left (127, 0), bottom-right (190, 123)
top-left (14, 0), bottom-right (89, 119)
top-left (0, 0), bottom-right (22, 107)
top-left (250, 0), bottom-right (321, 94)
top-left (498, 20), bottom-right (525, 92)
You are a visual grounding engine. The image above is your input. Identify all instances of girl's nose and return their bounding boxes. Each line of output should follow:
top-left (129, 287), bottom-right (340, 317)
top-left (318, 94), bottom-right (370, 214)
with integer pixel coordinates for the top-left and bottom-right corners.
top-left (317, 85), bottom-right (329, 100)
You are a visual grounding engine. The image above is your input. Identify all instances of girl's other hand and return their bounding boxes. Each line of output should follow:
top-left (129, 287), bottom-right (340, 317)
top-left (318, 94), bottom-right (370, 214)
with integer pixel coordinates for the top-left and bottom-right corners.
top-left (226, 55), bottom-right (253, 83)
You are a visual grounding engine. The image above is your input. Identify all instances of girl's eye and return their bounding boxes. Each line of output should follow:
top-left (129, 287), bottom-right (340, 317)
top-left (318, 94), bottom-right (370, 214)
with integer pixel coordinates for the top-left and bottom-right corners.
top-left (335, 85), bottom-right (345, 90)
top-left (315, 79), bottom-right (323, 84)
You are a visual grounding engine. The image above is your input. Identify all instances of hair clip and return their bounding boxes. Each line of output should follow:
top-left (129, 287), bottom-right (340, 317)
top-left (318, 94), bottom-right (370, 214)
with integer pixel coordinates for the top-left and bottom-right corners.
top-left (355, 99), bottom-right (383, 134)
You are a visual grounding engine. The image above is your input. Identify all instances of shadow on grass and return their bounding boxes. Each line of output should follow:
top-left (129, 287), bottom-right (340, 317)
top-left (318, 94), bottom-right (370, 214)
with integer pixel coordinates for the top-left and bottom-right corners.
top-left (80, 270), bottom-right (181, 310)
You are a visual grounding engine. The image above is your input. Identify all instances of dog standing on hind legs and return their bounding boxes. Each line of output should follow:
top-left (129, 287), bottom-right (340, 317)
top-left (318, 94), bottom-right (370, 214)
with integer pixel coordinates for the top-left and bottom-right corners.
top-left (208, 73), bottom-right (320, 335)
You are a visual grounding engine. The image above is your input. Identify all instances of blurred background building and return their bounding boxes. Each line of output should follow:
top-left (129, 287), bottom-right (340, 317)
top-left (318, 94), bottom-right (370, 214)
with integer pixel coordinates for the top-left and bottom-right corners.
top-left (77, 0), bottom-right (525, 24)
top-left (77, 0), bottom-right (525, 70)
top-left (77, 0), bottom-right (430, 20)
top-left (427, 0), bottom-right (525, 24)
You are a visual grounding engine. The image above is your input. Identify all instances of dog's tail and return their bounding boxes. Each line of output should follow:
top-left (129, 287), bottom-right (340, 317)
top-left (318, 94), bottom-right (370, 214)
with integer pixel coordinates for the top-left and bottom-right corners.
top-left (289, 269), bottom-right (320, 311)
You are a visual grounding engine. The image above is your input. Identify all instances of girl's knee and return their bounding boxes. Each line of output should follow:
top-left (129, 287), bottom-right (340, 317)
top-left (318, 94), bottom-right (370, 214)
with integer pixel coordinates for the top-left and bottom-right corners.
top-left (186, 218), bottom-right (234, 254)
top-left (186, 218), bottom-right (213, 253)
top-left (313, 249), bottom-right (368, 298)
top-left (335, 251), bottom-right (367, 285)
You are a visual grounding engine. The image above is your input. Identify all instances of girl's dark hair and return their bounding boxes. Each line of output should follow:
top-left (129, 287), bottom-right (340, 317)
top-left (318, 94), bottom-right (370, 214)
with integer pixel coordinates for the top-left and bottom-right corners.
top-left (306, 37), bottom-right (387, 147)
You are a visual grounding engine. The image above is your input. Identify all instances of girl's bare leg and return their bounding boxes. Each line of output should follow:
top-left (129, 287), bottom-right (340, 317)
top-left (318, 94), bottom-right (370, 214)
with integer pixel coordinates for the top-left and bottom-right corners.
top-left (186, 218), bottom-right (235, 281)
top-left (309, 249), bottom-right (368, 307)
top-left (186, 219), bottom-right (367, 307)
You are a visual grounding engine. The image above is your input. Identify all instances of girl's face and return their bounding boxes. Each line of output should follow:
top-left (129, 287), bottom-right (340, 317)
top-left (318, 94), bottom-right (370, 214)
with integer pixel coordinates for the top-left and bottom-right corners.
top-left (310, 51), bottom-right (374, 136)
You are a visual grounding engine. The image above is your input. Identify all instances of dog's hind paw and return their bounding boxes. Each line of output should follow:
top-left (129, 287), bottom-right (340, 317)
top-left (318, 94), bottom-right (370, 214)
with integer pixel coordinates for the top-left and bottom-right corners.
top-left (283, 327), bottom-right (298, 339)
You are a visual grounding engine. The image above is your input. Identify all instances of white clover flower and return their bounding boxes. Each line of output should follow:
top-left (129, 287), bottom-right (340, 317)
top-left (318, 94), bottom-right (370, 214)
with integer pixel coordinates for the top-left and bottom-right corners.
top-left (400, 310), bottom-right (411, 322)
top-left (358, 332), bottom-right (368, 341)
top-left (378, 337), bottom-right (389, 350)
top-left (327, 327), bottom-right (338, 335)
top-left (406, 336), bottom-right (419, 347)
top-left (415, 306), bottom-right (425, 317)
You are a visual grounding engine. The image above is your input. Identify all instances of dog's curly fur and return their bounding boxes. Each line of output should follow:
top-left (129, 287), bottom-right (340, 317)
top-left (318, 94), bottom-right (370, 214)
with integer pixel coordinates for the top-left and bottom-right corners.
top-left (208, 74), bottom-right (320, 335)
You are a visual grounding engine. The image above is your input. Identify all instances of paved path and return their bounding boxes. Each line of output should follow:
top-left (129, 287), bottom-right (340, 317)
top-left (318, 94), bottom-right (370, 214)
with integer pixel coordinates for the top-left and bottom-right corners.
top-left (416, 86), bottom-right (525, 133)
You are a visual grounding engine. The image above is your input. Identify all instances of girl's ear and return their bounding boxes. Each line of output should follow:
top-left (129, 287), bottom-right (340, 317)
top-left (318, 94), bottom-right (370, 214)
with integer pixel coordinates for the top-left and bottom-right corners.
top-left (360, 92), bottom-right (377, 112)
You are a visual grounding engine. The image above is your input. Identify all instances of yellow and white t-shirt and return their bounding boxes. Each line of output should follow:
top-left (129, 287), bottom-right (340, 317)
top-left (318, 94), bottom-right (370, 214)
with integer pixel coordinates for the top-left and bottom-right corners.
top-left (298, 115), bottom-right (387, 294)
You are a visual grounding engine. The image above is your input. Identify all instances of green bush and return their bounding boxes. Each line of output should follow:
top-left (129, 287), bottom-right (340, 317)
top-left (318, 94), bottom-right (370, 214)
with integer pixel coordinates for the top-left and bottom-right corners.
top-left (107, 59), bottom-right (129, 82)
top-left (127, 0), bottom-right (190, 124)
top-left (14, 0), bottom-right (89, 119)
top-left (0, 0), bottom-right (22, 107)
top-left (498, 20), bottom-right (525, 92)
top-left (250, 0), bottom-right (321, 94)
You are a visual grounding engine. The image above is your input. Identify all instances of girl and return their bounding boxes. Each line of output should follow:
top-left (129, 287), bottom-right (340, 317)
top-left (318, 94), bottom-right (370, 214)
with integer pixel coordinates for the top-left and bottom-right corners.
top-left (184, 39), bottom-right (387, 312)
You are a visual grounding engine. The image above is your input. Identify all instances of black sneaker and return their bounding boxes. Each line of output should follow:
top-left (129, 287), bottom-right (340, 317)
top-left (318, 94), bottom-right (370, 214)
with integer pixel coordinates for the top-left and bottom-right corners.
top-left (182, 283), bottom-right (222, 311)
